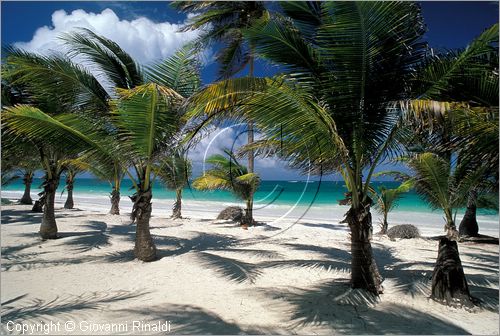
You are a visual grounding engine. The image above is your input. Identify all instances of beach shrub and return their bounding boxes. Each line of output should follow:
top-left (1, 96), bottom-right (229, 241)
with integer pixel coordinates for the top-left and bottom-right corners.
top-left (217, 206), bottom-right (244, 222)
top-left (387, 224), bottom-right (420, 239)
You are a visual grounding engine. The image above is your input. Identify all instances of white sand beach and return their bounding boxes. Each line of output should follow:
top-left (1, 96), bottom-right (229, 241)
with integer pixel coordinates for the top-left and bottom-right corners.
top-left (1, 193), bottom-right (499, 335)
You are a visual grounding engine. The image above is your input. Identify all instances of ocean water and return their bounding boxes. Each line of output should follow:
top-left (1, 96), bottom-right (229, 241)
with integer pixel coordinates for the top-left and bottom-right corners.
top-left (3, 178), bottom-right (498, 216)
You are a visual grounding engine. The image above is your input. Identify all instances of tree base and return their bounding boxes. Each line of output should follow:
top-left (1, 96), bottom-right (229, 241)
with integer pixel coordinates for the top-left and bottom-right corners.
top-left (431, 237), bottom-right (474, 307)
top-left (19, 197), bottom-right (33, 205)
top-left (32, 201), bottom-right (43, 212)
top-left (39, 225), bottom-right (58, 239)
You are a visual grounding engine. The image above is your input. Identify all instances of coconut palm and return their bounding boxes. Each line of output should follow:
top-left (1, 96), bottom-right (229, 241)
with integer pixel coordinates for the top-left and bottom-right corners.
top-left (403, 24), bottom-right (499, 237)
top-left (373, 180), bottom-right (413, 234)
top-left (173, 1), bottom-right (268, 80)
top-left (61, 165), bottom-right (79, 209)
top-left (187, 2), bottom-right (427, 293)
top-left (1, 135), bottom-right (40, 204)
top-left (2, 28), bottom-right (148, 237)
top-left (156, 150), bottom-right (192, 219)
top-left (193, 149), bottom-right (260, 225)
top-left (173, 1), bottom-right (270, 225)
top-left (1, 46), bottom-right (114, 238)
top-left (3, 38), bottom-right (201, 260)
top-left (404, 153), bottom-right (488, 238)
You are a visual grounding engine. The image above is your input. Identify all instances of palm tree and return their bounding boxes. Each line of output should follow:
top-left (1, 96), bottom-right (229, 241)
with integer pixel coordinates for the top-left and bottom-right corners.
top-left (156, 150), bottom-right (192, 219)
top-left (187, 2), bottom-right (426, 293)
top-left (404, 153), bottom-right (486, 238)
top-left (1, 135), bottom-right (40, 205)
top-left (3, 38), bottom-right (201, 260)
top-left (193, 149), bottom-right (260, 225)
top-left (2, 29), bottom-right (146, 237)
top-left (173, 1), bottom-right (269, 224)
top-left (64, 163), bottom-right (81, 209)
top-left (373, 180), bottom-right (413, 234)
top-left (2, 46), bottom-right (112, 238)
top-left (403, 24), bottom-right (499, 237)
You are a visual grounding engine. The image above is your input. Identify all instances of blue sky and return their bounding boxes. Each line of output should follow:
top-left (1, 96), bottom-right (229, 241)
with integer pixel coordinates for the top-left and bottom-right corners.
top-left (2, 1), bottom-right (498, 180)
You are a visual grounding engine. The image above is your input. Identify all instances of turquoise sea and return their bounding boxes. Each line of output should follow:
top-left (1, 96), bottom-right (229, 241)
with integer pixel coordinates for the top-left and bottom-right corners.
top-left (3, 178), bottom-right (498, 216)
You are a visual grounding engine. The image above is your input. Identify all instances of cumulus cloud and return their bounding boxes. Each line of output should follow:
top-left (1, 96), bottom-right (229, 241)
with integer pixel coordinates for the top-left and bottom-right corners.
top-left (14, 8), bottom-right (201, 64)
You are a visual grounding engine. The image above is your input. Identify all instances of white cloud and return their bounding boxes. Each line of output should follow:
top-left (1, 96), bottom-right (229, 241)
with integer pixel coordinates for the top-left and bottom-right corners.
top-left (14, 8), bottom-right (201, 64)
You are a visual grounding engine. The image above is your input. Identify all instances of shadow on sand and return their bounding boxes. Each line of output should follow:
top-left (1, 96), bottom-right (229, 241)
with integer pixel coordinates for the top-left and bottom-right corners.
top-left (249, 280), bottom-right (469, 334)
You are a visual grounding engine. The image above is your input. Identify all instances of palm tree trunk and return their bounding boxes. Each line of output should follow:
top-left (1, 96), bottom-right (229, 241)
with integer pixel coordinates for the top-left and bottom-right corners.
top-left (109, 188), bottom-right (120, 215)
top-left (459, 190), bottom-right (478, 237)
top-left (171, 188), bottom-right (182, 219)
top-left (64, 175), bottom-right (74, 209)
top-left (20, 172), bottom-right (33, 205)
top-left (133, 188), bottom-right (157, 261)
top-left (431, 237), bottom-right (473, 306)
top-left (247, 50), bottom-right (255, 174)
top-left (345, 203), bottom-right (383, 294)
top-left (242, 197), bottom-right (254, 226)
top-left (32, 200), bottom-right (43, 212)
top-left (381, 212), bottom-right (388, 234)
top-left (40, 177), bottom-right (59, 239)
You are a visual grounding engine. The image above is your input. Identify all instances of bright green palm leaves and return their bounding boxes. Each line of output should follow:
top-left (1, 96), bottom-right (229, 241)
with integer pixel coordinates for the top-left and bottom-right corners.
top-left (173, 1), bottom-right (268, 79)
top-left (193, 149), bottom-right (260, 224)
top-left (186, 1), bottom-right (426, 293)
top-left (189, 2), bottom-right (426, 207)
top-left (2, 27), bottom-right (201, 257)
top-left (374, 180), bottom-right (413, 234)
top-left (405, 153), bottom-right (487, 236)
top-left (155, 151), bottom-right (192, 219)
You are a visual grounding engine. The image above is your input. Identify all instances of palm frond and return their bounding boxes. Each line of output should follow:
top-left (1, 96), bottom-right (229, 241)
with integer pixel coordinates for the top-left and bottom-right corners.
top-left (145, 44), bottom-right (201, 98)
top-left (3, 47), bottom-right (109, 114)
top-left (61, 27), bottom-right (143, 89)
top-left (113, 83), bottom-right (184, 161)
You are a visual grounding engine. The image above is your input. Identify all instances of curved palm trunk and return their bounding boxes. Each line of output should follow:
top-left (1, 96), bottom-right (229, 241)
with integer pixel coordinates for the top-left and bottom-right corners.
top-left (247, 51), bottom-right (255, 173)
top-left (345, 203), bottom-right (383, 294)
top-left (64, 175), bottom-right (74, 209)
top-left (459, 190), bottom-right (478, 237)
top-left (132, 188), bottom-right (157, 262)
top-left (245, 52), bottom-right (255, 227)
top-left (40, 177), bottom-right (59, 239)
top-left (171, 188), bottom-right (182, 219)
top-left (242, 197), bottom-right (254, 226)
top-left (20, 171), bottom-right (34, 205)
top-left (380, 212), bottom-right (389, 234)
top-left (109, 188), bottom-right (121, 215)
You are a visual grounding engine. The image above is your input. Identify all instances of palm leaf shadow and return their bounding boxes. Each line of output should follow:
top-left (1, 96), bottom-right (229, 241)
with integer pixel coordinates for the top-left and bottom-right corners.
top-left (253, 280), bottom-right (469, 334)
top-left (197, 252), bottom-right (262, 284)
top-left (1, 290), bottom-right (148, 323)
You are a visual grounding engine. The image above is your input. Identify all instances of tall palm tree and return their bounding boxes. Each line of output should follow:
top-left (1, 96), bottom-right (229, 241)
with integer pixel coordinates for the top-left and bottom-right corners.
top-left (2, 29), bottom-right (146, 237)
top-left (2, 46), bottom-right (112, 238)
top-left (403, 24), bottom-right (498, 237)
top-left (156, 150), bottom-right (192, 219)
top-left (173, 1), bottom-right (269, 223)
top-left (1, 135), bottom-right (40, 205)
top-left (192, 149), bottom-right (260, 225)
top-left (373, 180), bottom-right (413, 234)
top-left (187, 2), bottom-right (427, 293)
top-left (62, 165), bottom-right (83, 209)
top-left (3, 39), bottom-right (201, 260)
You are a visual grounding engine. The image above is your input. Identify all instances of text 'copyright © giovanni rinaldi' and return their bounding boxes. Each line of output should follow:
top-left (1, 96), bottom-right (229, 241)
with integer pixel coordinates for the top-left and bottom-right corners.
top-left (4, 320), bottom-right (172, 334)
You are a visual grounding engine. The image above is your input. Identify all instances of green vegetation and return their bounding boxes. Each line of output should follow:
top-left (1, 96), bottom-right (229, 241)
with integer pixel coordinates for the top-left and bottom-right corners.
top-left (1, 1), bottom-right (498, 300)
top-left (193, 149), bottom-right (260, 225)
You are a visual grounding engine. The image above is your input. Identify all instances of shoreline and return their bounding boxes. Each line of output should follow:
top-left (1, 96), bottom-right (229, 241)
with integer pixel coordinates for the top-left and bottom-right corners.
top-left (2, 190), bottom-right (498, 238)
